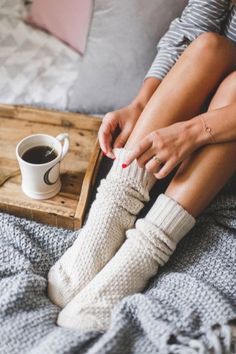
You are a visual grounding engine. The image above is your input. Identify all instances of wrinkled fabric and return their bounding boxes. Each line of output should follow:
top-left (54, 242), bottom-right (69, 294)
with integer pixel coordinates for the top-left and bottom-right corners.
top-left (0, 173), bottom-right (235, 354)
top-left (0, 0), bottom-right (81, 110)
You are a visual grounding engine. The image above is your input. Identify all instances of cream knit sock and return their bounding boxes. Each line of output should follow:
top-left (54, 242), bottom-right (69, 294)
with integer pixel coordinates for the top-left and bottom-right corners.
top-left (57, 193), bottom-right (196, 331)
top-left (47, 148), bottom-right (156, 308)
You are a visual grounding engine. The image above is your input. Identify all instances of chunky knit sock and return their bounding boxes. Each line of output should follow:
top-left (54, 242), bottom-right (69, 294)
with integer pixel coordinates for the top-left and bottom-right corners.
top-left (57, 193), bottom-right (196, 331)
top-left (47, 148), bottom-right (156, 308)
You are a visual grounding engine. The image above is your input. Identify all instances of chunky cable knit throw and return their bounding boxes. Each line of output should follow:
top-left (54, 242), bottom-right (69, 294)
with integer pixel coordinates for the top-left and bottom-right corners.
top-left (0, 170), bottom-right (236, 353)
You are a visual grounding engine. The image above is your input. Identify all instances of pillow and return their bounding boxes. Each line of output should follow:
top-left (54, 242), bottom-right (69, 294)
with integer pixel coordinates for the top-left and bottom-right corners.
top-left (68, 0), bottom-right (187, 114)
top-left (27, 0), bottom-right (93, 54)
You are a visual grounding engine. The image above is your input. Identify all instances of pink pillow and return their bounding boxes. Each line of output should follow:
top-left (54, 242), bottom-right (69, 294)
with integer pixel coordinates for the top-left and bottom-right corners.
top-left (27, 0), bottom-right (93, 54)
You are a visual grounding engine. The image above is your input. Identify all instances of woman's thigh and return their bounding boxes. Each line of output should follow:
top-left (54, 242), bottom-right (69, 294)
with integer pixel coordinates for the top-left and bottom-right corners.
top-left (166, 71), bottom-right (236, 217)
top-left (126, 33), bottom-right (236, 148)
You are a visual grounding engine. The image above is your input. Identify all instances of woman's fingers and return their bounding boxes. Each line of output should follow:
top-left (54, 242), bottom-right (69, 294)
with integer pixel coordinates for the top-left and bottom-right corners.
top-left (136, 148), bottom-right (156, 168)
top-left (113, 126), bottom-right (132, 149)
top-left (124, 137), bottom-right (152, 166)
top-left (98, 125), bottom-right (111, 154)
top-left (144, 155), bottom-right (164, 173)
top-left (154, 159), bottom-right (176, 179)
top-left (98, 113), bottom-right (117, 158)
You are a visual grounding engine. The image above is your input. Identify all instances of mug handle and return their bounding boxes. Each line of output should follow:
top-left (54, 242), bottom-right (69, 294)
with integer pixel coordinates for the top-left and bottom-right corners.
top-left (56, 133), bottom-right (70, 160)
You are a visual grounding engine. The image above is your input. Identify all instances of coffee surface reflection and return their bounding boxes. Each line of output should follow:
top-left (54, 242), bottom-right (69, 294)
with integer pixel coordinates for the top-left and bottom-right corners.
top-left (22, 145), bottom-right (57, 164)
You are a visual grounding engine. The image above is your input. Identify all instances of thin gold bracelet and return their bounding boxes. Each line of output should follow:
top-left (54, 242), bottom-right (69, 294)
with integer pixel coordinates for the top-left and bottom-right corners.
top-left (201, 116), bottom-right (215, 143)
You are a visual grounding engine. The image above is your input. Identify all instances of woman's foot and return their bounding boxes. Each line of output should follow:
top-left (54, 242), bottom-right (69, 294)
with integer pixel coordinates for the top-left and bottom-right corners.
top-left (57, 194), bottom-right (195, 331)
top-left (47, 148), bottom-right (156, 308)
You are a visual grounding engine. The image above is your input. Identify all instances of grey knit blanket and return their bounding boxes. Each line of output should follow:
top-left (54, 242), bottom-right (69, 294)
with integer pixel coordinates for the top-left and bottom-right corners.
top-left (0, 172), bottom-right (236, 354)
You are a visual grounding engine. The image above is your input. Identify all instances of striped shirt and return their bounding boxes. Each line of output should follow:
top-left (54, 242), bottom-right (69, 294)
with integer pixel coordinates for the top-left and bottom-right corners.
top-left (146, 0), bottom-right (236, 80)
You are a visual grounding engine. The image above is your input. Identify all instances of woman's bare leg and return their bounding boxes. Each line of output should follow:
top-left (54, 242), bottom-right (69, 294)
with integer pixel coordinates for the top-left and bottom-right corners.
top-left (56, 43), bottom-right (236, 332)
top-left (125, 33), bottom-right (236, 148)
top-left (123, 33), bottom-right (236, 217)
top-left (57, 72), bottom-right (236, 332)
top-left (166, 71), bottom-right (236, 217)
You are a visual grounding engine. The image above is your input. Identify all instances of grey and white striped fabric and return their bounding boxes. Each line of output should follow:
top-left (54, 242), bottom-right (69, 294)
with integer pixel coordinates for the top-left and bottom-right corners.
top-left (146, 0), bottom-right (236, 80)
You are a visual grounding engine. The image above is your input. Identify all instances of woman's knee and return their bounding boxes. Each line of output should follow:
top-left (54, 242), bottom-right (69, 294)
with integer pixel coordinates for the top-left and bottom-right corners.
top-left (219, 71), bottom-right (236, 92)
top-left (187, 32), bottom-right (235, 69)
top-left (210, 70), bottom-right (236, 107)
top-left (193, 32), bottom-right (225, 51)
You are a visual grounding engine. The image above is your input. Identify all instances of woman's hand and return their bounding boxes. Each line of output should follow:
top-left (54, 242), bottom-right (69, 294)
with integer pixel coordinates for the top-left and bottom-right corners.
top-left (98, 77), bottom-right (161, 159)
top-left (98, 102), bottom-right (144, 159)
top-left (123, 119), bottom-right (202, 179)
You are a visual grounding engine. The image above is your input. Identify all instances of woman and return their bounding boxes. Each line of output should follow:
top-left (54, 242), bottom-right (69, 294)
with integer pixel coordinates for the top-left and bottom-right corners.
top-left (47, 0), bottom-right (236, 332)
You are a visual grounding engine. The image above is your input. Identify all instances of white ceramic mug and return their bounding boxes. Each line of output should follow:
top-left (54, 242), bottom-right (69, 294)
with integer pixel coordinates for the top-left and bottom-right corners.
top-left (16, 133), bottom-right (69, 200)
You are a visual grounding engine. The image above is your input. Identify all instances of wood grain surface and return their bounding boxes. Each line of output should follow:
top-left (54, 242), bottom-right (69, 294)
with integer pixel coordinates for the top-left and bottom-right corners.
top-left (0, 104), bottom-right (103, 229)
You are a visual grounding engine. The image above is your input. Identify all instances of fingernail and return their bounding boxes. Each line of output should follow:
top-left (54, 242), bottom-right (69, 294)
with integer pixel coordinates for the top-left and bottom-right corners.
top-left (122, 163), bottom-right (127, 169)
top-left (106, 153), bottom-right (115, 159)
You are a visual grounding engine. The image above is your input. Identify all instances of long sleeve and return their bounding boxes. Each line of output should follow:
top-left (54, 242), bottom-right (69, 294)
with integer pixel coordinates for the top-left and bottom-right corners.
top-left (146, 0), bottom-right (230, 80)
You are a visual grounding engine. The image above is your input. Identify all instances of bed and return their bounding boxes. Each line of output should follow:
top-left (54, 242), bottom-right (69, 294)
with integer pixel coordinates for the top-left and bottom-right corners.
top-left (0, 157), bottom-right (236, 353)
top-left (0, 1), bottom-right (236, 353)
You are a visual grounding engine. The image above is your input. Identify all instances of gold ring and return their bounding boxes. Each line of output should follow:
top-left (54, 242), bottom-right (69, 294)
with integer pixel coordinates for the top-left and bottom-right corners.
top-left (152, 155), bottom-right (162, 164)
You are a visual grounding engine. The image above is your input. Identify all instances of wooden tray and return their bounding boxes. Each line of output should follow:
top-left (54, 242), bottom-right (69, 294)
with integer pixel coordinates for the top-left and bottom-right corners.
top-left (0, 104), bottom-right (103, 229)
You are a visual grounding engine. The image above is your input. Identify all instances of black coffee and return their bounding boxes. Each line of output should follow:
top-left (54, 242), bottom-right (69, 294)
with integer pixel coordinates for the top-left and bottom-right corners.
top-left (22, 145), bottom-right (57, 164)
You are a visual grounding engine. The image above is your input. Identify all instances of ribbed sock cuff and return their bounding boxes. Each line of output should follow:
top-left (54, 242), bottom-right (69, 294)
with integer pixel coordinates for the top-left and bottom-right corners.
top-left (145, 193), bottom-right (196, 244)
top-left (107, 148), bottom-right (156, 191)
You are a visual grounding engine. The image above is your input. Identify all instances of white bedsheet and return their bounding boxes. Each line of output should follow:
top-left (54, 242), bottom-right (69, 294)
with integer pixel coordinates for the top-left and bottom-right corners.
top-left (0, 0), bottom-right (81, 110)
